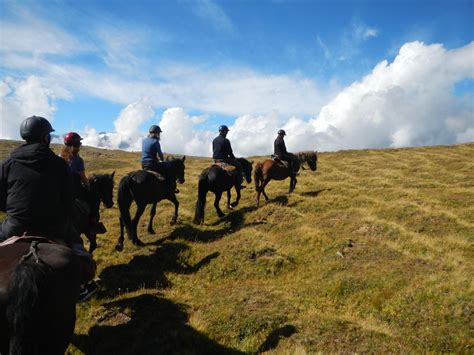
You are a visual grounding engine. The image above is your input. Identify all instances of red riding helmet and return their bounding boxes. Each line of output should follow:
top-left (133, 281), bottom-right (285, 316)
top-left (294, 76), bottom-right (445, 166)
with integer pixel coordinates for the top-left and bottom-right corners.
top-left (64, 132), bottom-right (83, 146)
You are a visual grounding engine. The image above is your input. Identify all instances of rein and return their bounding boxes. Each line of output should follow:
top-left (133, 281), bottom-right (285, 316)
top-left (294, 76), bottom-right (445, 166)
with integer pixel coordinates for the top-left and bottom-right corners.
top-left (19, 241), bottom-right (42, 264)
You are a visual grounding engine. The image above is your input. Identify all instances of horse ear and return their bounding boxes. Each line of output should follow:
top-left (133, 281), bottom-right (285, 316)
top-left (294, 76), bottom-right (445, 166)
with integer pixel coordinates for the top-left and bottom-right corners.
top-left (182, 156), bottom-right (186, 162)
top-left (111, 171), bottom-right (115, 178)
top-left (250, 160), bottom-right (254, 164)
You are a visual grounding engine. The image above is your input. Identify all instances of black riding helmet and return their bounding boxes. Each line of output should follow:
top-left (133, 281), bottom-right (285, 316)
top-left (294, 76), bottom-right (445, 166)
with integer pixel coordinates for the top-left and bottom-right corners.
top-left (277, 129), bottom-right (286, 136)
top-left (149, 125), bottom-right (162, 134)
top-left (219, 125), bottom-right (229, 133)
top-left (20, 116), bottom-right (55, 142)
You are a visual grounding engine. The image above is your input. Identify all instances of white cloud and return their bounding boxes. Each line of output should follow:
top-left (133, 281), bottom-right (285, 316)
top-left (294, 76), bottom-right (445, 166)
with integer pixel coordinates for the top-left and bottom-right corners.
top-left (3, 41), bottom-right (473, 157)
top-left (309, 41), bottom-right (474, 150)
top-left (186, 0), bottom-right (235, 33)
top-left (0, 76), bottom-right (60, 139)
top-left (82, 99), bottom-right (155, 151)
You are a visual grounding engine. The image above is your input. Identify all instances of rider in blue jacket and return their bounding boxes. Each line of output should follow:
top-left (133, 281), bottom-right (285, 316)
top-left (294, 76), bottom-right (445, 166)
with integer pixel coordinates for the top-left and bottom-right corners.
top-left (141, 125), bottom-right (177, 193)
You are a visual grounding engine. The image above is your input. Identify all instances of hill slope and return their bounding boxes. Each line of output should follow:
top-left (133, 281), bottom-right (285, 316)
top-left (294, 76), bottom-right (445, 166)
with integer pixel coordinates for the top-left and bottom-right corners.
top-left (1, 140), bottom-right (473, 353)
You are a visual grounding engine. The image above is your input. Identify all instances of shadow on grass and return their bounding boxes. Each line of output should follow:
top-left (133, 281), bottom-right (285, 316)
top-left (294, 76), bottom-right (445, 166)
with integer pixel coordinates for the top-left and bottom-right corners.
top-left (299, 189), bottom-right (328, 197)
top-left (258, 324), bottom-right (297, 352)
top-left (72, 294), bottom-right (243, 355)
top-left (268, 195), bottom-right (289, 206)
top-left (167, 206), bottom-right (257, 243)
top-left (97, 243), bottom-right (219, 298)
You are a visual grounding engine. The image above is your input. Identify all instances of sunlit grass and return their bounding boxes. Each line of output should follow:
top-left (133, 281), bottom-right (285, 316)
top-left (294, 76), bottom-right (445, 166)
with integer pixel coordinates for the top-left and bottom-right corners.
top-left (1, 140), bottom-right (473, 353)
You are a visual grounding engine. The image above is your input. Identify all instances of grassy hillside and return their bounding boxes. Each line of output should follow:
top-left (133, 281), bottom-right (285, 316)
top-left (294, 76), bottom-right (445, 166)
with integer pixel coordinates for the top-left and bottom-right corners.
top-left (1, 140), bottom-right (473, 353)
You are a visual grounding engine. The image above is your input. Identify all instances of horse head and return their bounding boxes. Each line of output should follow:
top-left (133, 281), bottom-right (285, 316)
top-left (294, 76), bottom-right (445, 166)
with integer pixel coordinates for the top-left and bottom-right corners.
top-left (168, 156), bottom-right (186, 184)
top-left (89, 171), bottom-right (115, 208)
top-left (238, 157), bottom-right (253, 184)
top-left (299, 151), bottom-right (318, 171)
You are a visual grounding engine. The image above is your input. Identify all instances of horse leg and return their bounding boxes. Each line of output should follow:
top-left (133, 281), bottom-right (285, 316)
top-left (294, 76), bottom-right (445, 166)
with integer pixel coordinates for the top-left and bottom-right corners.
top-left (85, 233), bottom-right (97, 253)
top-left (147, 202), bottom-right (157, 234)
top-left (227, 190), bottom-right (233, 209)
top-left (116, 216), bottom-right (125, 251)
top-left (261, 178), bottom-right (271, 201)
top-left (169, 195), bottom-right (179, 225)
top-left (214, 191), bottom-right (225, 217)
top-left (131, 203), bottom-right (146, 246)
top-left (289, 176), bottom-right (297, 193)
top-left (230, 185), bottom-right (241, 208)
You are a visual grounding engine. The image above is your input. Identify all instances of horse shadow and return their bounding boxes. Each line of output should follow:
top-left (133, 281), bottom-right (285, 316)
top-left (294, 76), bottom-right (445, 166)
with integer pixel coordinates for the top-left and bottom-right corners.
top-left (299, 189), bottom-right (327, 197)
top-left (72, 293), bottom-right (243, 354)
top-left (166, 206), bottom-right (257, 244)
top-left (257, 324), bottom-right (297, 352)
top-left (268, 195), bottom-right (289, 206)
top-left (97, 242), bottom-right (220, 298)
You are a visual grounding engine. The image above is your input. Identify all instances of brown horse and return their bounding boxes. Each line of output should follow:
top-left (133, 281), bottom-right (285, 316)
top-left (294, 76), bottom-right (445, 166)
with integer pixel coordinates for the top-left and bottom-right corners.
top-left (0, 239), bottom-right (82, 354)
top-left (254, 151), bottom-right (318, 206)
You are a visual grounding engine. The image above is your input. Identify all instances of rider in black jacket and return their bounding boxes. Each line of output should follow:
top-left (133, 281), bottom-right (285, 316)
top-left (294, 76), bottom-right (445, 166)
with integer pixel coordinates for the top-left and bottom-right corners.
top-left (0, 117), bottom-right (75, 241)
top-left (212, 125), bottom-right (244, 187)
top-left (0, 116), bottom-right (97, 302)
top-left (274, 129), bottom-right (296, 174)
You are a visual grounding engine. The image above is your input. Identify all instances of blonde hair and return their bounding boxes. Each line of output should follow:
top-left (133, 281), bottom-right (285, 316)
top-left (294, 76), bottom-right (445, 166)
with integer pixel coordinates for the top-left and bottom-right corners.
top-left (59, 145), bottom-right (75, 162)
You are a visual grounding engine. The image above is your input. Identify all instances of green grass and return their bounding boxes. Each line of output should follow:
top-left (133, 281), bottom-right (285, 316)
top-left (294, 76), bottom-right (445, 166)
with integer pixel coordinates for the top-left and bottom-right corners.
top-left (1, 140), bottom-right (473, 353)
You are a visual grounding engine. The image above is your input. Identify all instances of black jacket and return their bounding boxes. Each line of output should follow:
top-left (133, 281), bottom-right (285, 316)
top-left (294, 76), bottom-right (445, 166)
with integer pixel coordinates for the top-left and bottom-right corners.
top-left (0, 143), bottom-right (74, 238)
top-left (274, 136), bottom-right (288, 157)
top-left (212, 135), bottom-right (235, 160)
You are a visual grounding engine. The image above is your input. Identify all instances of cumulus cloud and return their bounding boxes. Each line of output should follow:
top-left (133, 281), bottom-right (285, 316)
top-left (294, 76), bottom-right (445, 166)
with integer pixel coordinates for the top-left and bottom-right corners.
top-left (82, 99), bottom-right (154, 151)
top-left (309, 41), bottom-right (474, 150)
top-left (2, 41), bottom-right (472, 157)
top-left (0, 76), bottom-right (60, 139)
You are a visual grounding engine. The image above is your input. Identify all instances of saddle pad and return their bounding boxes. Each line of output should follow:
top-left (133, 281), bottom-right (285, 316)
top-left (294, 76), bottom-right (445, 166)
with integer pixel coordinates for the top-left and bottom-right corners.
top-left (0, 235), bottom-right (54, 248)
top-left (212, 163), bottom-right (236, 172)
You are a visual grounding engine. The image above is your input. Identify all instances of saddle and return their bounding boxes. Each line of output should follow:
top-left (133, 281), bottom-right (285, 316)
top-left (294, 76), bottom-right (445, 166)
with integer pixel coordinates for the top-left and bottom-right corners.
top-left (131, 169), bottom-right (165, 184)
top-left (0, 235), bottom-right (57, 248)
top-left (213, 161), bottom-right (237, 175)
top-left (271, 155), bottom-right (289, 168)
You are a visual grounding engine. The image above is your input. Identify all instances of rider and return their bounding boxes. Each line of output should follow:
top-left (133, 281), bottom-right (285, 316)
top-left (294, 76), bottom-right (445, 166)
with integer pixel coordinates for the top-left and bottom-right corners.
top-left (60, 132), bottom-right (104, 235)
top-left (60, 132), bottom-right (89, 187)
top-left (212, 125), bottom-right (245, 188)
top-left (274, 129), bottom-right (297, 174)
top-left (141, 125), bottom-right (177, 193)
top-left (0, 116), bottom-right (97, 302)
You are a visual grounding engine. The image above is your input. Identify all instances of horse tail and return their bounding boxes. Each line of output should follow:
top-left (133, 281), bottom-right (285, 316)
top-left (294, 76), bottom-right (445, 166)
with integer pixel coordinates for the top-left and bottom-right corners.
top-left (118, 174), bottom-right (134, 227)
top-left (7, 255), bottom-right (48, 354)
top-left (193, 172), bottom-right (208, 224)
top-left (254, 162), bottom-right (263, 192)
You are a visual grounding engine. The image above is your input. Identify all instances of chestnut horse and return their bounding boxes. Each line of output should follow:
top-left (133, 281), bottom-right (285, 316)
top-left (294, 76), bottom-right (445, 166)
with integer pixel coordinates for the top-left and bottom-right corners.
top-left (254, 151), bottom-right (318, 206)
top-left (0, 240), bottom-right (81, 354)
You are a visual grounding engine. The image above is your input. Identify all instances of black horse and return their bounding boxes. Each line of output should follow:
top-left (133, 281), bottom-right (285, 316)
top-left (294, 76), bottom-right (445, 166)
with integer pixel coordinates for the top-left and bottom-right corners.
top-left (0, 240), bottom-right (82, 354)
top-left (73, 172), bottom-right (115, 253)
top-left (116, 157), bottom-right (186, 251)
top-left (193, 158), bottom-right (253, 225)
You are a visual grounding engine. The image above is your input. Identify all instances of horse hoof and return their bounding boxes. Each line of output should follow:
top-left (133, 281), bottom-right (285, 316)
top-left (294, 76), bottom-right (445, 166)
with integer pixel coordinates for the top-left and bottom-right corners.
top-left (227, 205), bottom-right (234, 210)
top-left (148, 228), bottom-right (156, 234)
top-left (170, 220), bottom-right (176, 226)
top-left (132, 239), bottom-right (145, 247)
top-left (230, 202), bottom-right (238, 208)
top-left (115, 243), bottom-right (124, 252)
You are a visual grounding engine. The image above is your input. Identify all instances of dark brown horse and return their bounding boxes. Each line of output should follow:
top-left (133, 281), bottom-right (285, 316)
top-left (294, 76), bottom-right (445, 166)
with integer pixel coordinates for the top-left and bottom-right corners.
top-left (116, 157), bottom-right (185, 251)
top-left (254, 151), bottom-right (318, 206)
top-left (193, 158), bottom-right (253, 225)
top-left (0, 240), bottom-right (82, 354)
top-left (73, 172), bottom-right (115, 253)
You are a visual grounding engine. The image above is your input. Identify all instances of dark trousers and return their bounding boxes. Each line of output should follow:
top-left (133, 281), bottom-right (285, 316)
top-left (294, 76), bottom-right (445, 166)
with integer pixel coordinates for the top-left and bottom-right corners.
top-left (142, 161), bottom-right (176, 190)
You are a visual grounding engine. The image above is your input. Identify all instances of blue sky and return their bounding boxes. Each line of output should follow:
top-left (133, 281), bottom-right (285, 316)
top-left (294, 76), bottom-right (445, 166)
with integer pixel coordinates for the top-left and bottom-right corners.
top-left (1, 0), bottom-right (473, 155)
